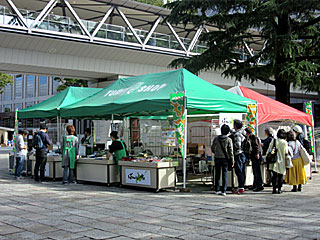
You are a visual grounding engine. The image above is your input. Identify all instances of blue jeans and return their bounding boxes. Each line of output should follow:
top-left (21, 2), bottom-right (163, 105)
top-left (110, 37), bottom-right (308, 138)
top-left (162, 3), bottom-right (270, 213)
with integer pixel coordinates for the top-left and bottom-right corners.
top-left (63, 167), bottom-right (75, 183)
top-left (215, 158), bottom-right (228, 193)
top-left (234, 153), bottom-right (246, 189)
top-left (252, 155), bottom-right (263, 188)
top-left (15, 155), bottom-right (25, 177)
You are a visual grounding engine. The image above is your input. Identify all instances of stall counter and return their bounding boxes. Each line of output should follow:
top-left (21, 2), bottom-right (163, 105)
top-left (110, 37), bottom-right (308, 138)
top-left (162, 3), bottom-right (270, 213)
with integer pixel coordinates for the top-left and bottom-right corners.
top-left (76, 157), bottom-right (119, 185)
top-left (30, 154), bottom-right (63, 180)
top-left (119, 161), bottom-right (178, 192)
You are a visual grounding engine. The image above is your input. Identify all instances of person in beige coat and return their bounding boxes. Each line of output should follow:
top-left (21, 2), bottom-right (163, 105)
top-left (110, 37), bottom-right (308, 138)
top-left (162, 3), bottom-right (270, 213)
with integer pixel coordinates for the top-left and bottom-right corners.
top-left (267, 129), bottom-right (288, 194)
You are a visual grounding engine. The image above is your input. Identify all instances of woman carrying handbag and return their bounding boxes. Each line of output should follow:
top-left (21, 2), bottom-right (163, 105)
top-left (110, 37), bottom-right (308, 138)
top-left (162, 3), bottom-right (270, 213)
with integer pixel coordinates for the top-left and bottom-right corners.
top-left (285, 131), bottom-right (307, 192)
top-left (267, 129), bottom-right (288, 194)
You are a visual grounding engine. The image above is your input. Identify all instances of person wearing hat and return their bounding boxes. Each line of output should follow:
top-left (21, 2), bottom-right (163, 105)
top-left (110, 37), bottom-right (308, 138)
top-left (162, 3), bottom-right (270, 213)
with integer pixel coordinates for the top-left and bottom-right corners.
top-left (293, 125), bottom-right (311, 154)
top-left (107, 131), bottom-right (127, 172)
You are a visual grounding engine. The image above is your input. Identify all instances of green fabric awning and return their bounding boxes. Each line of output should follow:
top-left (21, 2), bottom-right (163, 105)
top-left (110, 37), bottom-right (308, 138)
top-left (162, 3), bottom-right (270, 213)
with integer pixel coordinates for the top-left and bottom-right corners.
top-left (60, 69), bottom-right (255, 119)
top-left (18, 87), bottom-right (102, 119)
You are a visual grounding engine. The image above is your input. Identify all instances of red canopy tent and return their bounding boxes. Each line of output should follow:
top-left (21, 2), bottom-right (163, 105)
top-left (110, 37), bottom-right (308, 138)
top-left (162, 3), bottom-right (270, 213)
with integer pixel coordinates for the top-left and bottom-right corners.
top-left (228, 85), bottom-right (313, 127)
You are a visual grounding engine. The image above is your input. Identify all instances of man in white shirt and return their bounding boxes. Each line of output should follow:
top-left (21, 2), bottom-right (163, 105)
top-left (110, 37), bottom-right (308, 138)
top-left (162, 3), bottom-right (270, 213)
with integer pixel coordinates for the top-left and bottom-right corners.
top-left (15, 129), bottom-right (28, 180)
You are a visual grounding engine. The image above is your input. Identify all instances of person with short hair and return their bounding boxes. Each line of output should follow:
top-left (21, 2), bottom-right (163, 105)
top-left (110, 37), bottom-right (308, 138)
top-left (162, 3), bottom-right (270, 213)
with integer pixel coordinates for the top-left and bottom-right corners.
top-left (285, 130), bottom-right (307, 192)
top-left (14, 129), bottom-right (28, 180)
top-left (34, 123), bottom-right (52, 182)
top-left (267, 129), bottom-right (288, 194)
top-left (107, 131), bottom-right (127, 172)
top-left (261, 127), bottom-right (274, 187)
top-left (211, 124), bottom-right (234, 196)
top-left (62, 125), bottom-right (79, 184)
top-left (81, 128), bottom-right (93, 156)
top-left (244, 127), bottom-right (264, 192)
top-left (230, 119), bottom-right (247, 194)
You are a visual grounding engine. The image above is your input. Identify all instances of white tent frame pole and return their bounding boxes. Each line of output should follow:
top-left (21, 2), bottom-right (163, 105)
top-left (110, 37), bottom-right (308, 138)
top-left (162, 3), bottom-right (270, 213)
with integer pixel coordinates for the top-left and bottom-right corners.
top-left (312, 126), bottom-right (317, 171)
top-left (183, 95), bottom-right (188, 189)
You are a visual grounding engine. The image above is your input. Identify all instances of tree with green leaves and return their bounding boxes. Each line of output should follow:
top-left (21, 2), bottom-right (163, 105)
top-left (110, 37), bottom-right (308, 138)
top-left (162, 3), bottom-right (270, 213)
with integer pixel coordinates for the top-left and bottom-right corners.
top-left (0, 73), bottom-right (13, 94)
top-left (54, 77), bottom-right (88, 92)
top-left (166, 0), bottom-right (320, 104)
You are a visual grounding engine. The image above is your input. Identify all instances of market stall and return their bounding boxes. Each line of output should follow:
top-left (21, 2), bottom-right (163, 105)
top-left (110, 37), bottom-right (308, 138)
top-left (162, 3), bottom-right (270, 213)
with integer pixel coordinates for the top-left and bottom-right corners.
top-left (17, 87), bottom-right (102, 181)
top-left (229, 84), bottom-right (314, 179)
top-left (61, 69), bottom-right (256, 190)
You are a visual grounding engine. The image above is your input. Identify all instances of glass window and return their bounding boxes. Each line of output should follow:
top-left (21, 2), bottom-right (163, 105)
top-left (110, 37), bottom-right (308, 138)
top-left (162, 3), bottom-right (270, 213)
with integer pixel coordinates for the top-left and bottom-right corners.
top-left (39, 76), bottom-right (48, 96)
top-left (15, 75), bottom-right (23, 99)
top-left (14, 103), bottom-right (22, 110)
top-left (4, 84), bottom-right (11, 101)
top-left (26, 75), bottom-right (35, 98)
top-left (4, 104), bottom-right (11, 112)
top-left (52, 78), bottom-right (60, 94)
top-left (25, 101), bottom-right (34, 108)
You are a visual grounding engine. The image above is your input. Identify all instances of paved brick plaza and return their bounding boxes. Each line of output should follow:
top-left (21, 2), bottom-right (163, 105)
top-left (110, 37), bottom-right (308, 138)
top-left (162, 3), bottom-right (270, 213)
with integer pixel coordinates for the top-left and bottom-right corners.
top-left (0, 148), bottom-right (320, 240)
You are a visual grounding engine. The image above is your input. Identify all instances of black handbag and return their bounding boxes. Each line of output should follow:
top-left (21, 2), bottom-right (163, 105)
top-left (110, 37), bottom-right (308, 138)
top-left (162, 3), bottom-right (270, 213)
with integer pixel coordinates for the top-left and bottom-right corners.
top-left (266, 139), bottom-right (277, 164)
top-left (218, 139), bottom-right (233, 171)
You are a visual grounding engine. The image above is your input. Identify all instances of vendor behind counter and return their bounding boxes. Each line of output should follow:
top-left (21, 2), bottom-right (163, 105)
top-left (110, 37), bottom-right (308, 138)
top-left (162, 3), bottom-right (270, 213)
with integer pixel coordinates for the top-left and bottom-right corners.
top-left (107, 131), bottom-right (127, 172)
top-left (81, 128), bottom-right (93, 156)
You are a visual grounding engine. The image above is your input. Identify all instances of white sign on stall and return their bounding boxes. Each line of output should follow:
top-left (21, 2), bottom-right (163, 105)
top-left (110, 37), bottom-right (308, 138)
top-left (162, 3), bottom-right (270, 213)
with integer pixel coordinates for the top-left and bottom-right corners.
top-left (219, 113), bottom-right (243, 128)
top-left (125, 169), bottom-right (151, 185)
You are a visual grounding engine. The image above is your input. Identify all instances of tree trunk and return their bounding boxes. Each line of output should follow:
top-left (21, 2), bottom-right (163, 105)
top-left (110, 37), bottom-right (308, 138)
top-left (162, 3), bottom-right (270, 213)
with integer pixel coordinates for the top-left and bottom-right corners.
top-left (275, 77), bottom-right (290, 105)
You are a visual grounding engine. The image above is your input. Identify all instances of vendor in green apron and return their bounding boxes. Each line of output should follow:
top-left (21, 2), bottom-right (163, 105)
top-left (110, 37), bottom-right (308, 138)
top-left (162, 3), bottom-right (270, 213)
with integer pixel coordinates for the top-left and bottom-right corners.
top-left (81, 128), bottom-right (93, 156)
top-left (107, 131), bottom-right (127, 172)
top-left (62, 125), bottom-right (79, 184)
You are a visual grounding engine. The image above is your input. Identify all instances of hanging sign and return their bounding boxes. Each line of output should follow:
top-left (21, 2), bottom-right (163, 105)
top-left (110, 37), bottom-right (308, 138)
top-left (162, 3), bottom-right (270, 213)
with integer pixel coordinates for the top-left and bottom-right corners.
top-left (161, 120), bottom-right (176, 147)
top-left (246, 104), bottom-right (257, 135)
top-left (305, 102), bottom-right (314, 153)
top-left (170, 93), bottom-right (186, 159)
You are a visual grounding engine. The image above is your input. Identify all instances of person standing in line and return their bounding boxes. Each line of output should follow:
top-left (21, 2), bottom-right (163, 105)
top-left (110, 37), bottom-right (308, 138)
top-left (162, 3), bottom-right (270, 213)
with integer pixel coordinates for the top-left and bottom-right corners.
top-left (34, 124), bottom-right (52, 182)
top-left (62, 125), bottom-right (79, 185)
top-left (211, 124), bottom-right (234, 196)
top-left (267, 129), bottom-right (288, 194)
top-left (261, 127), bottom-right (274, 187)
top-left (107, 131), bottom-right (127, 172)
top-left (230, 119), bottom-right (247, 194)
top-left (244, 127), bottom-right (264, 192)
top-left (285, 130), bottom-right (307, 192)
top-left (14, 129), bottom-right (28, 180)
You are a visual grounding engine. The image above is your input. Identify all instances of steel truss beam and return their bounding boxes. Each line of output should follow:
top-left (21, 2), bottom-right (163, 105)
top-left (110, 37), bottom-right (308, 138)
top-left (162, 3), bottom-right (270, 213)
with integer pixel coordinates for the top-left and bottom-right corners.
top-left (188, 25), bottom-right (203, 53)
top-left (30, 0), bottom-right (58, 30)
top-left (92, 6), bottom-right (114, 38)
top-left (166, 21), bottom-right (187, 53)
top-left (143, 16), bottom-right (161, 47)
top-left (6, 0), bottom-right (28, 28)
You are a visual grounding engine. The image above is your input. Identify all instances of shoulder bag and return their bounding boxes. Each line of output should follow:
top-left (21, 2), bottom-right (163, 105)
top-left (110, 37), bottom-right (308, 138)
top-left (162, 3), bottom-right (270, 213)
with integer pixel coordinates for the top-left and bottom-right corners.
top-left (266, 139), bottom-right (277, 164)
top-left (218, 139), bottom-right (233, 171)
top-left (300, 144), bottom-right (311, 165)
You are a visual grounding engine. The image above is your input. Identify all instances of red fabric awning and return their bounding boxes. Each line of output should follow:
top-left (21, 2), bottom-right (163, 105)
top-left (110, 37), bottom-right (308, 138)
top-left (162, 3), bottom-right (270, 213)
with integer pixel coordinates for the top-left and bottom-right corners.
top-left (228, 85), bottom-right (313, 127)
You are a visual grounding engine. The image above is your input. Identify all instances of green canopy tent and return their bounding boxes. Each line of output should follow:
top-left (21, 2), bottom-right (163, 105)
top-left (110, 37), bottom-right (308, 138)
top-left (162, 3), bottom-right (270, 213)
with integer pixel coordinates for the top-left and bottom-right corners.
top-left (18, 86), bottom-right (102, 119)
top-left (60, 69), bottom-right (255, 118)
top-left (61, 69), bottom-right (256, 189)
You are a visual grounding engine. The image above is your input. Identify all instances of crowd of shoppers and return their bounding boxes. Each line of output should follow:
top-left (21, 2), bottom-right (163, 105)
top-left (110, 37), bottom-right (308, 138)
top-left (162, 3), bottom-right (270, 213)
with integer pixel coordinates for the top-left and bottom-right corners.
top-left (211, 119), bottom-right (311, 196)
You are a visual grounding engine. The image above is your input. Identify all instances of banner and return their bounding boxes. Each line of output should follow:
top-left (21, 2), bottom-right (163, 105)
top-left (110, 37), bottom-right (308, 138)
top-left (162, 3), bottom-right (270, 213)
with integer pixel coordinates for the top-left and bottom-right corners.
top-left (125, 169), bottom-right (151, 185)
top-left (170, 93), bottom-right (186, 159)
top-left (246, 104), bottom-right (257, 135)
top-left (305, 102), bottom-right (314, 153)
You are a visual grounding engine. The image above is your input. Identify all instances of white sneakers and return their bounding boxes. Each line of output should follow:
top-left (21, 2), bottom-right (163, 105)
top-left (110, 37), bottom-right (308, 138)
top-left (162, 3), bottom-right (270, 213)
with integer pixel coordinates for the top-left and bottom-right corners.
top-left (215, 191), bottom-right (226, 196)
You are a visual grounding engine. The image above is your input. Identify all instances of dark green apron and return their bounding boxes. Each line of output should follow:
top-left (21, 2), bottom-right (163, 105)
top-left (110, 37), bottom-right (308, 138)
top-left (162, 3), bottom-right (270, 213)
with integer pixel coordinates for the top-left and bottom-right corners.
top-left (114, 140), bottom-right (127, 172)
top-left (62, 136), bottom-right (76, 169)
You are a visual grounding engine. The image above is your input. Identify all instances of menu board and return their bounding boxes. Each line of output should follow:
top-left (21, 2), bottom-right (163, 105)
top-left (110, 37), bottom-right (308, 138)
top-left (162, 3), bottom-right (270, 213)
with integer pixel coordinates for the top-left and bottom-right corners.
top-left (161, 120), bottom-right (176, 147)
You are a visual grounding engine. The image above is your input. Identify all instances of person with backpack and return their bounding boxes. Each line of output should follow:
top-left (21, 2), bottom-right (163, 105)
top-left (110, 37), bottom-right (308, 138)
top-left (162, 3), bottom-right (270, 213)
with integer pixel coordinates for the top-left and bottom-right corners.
top-left (33, 123), bottom-right (52, 182)
top-left (107, 131), bottom-right (127, 172)
top-left (244, 127), bottom-right (264, 192)
top-left (62, 125), bottom-right (79, 184)
top-left (211, 124), bottom-right (234, 196)
top-left (230, 119), bottom-right (247, 194)
top-left (292, 125), bottom-right (312, 154)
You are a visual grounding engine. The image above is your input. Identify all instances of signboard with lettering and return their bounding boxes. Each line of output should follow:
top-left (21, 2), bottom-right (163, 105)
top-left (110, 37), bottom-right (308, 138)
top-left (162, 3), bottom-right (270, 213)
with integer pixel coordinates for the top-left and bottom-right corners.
top-left (125, 169), bottom-right (151, 185)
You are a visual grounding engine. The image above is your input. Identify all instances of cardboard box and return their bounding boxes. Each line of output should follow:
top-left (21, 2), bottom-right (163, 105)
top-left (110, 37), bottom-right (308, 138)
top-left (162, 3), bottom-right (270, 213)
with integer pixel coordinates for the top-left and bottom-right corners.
top-left (187, 143), bottom-right (205, 155)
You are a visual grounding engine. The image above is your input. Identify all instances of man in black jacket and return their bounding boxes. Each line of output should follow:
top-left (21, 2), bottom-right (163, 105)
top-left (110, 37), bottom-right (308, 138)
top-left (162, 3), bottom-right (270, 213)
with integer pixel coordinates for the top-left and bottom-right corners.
top-left (245, 127), bottom-right (264, 192)
top-left (34, 124), bottom-right (52, 182)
